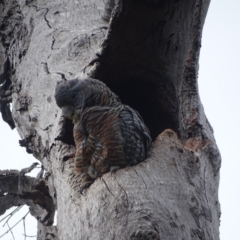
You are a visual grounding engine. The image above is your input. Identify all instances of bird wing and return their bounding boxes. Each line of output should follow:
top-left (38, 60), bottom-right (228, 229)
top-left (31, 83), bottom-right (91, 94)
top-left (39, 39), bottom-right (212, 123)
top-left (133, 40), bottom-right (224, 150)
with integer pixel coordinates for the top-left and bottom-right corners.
top-left (81, 106), bottom-right (126, 174)
top-left (119, 105), bottom-right (152, 165)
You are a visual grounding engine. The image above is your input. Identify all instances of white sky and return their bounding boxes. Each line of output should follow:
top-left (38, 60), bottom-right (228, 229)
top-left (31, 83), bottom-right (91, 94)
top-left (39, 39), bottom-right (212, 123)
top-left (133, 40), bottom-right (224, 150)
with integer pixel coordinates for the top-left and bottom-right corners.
top-left (0, 0), bottom-right (239, 239)
top-left (0, 124), bottom-right (38, 239)
top-left (199, 0), bottom-right (240, 239)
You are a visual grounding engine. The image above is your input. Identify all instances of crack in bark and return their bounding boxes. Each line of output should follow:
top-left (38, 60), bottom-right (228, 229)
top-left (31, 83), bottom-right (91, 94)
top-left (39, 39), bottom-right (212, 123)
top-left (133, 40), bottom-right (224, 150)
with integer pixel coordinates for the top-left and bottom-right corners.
top-left (203, 165), bottom-right (209, 205)
top-left (51, 35), bottom-right (56, 50)
top-left (31, 6), bottom-right (52, 29)
top-left (43, 8), bottom-right (52, 29)
top-left (142, 167), bottom-right (155, 187)
top-left (115, 176), bottom-right (129, 207)
top-left (101, 177), bottom-right (115, 197)
top-left (202, 164), bottom-right (212, 223)
top-left (133, 168), bottom-right (147, 189)
top-left (41, 62), bottom-right (50, 74)
top-left (55, 72), bottom-right (67, 81)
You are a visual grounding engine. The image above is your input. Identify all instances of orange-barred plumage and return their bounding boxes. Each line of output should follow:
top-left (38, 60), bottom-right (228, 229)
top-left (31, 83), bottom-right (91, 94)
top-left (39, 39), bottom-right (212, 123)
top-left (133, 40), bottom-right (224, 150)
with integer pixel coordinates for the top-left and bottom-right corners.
top-left (55, 78), bottom-right (151, 193)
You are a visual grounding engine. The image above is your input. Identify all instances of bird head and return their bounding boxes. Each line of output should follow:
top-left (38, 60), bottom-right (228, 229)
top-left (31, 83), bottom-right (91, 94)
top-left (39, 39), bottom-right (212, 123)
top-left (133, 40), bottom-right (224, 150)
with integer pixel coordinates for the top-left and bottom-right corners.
top-left (54, 78), bottom-right (121, 119)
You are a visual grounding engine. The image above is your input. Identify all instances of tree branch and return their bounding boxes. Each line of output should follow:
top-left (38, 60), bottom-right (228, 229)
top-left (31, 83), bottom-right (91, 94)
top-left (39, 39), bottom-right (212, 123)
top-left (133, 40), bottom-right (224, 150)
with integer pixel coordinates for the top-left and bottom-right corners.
top-left (0, 209), bottom-right (29, 239)
top-left (0, 164), bottom-right (55, 226)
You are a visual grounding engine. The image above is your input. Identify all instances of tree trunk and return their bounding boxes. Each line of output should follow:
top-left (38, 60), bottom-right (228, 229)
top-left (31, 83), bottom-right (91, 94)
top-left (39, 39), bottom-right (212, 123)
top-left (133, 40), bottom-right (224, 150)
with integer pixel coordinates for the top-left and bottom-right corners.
top-left (0, 0), bottom-right (221, 239)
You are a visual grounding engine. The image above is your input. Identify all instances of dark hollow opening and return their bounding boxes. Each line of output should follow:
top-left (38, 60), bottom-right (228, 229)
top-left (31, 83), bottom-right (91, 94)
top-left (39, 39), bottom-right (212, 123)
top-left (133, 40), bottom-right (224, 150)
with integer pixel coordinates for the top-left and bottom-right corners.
top-left (55, 118), bottom-right (75, 146)
top-left (56, 77), bottom-right (180, 143)
top-left (101, 77), bottom-right (179, 140)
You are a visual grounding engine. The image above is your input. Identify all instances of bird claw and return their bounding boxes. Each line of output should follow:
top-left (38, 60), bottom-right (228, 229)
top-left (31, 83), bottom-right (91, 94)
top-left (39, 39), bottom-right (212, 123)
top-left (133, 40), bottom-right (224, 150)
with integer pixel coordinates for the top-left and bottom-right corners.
top-left (110, 166), bottom-right (120, 174)
top-left (78, 181), bottom-right (94, 195)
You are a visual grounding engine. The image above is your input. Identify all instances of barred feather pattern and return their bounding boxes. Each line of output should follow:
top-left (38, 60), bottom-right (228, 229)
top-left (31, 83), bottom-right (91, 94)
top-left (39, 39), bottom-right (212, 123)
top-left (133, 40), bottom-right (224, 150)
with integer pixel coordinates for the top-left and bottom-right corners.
top-left (55, 78), bottom-right (152, 193)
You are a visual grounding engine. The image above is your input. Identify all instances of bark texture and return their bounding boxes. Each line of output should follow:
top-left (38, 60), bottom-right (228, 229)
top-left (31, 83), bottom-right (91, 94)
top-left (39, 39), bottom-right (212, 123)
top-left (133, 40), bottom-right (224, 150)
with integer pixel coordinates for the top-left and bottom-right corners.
top-left (0, 0), bottom-right (221, 239)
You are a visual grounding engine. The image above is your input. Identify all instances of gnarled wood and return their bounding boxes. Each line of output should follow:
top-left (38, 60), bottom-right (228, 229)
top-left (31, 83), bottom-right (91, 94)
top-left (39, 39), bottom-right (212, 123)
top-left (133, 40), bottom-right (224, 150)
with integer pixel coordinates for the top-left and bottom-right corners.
top-left (0, 0), bottom-right (220, 239)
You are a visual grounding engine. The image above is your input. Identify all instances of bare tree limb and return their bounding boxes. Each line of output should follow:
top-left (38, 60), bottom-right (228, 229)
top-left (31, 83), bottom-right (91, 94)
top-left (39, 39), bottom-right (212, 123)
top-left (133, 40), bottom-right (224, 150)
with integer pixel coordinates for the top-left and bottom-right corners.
top-left (7, 222), bottom-right (15, 240)
top-left (0, 211), bottom-right (29, 239)
top-left (0, 165), bottom-right (55, 226)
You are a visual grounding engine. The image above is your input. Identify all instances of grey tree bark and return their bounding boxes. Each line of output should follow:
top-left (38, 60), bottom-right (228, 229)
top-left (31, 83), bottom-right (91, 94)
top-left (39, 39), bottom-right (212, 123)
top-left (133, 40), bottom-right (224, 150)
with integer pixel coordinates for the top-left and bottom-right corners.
top-left (0, 0), bottom-right (221, 239)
